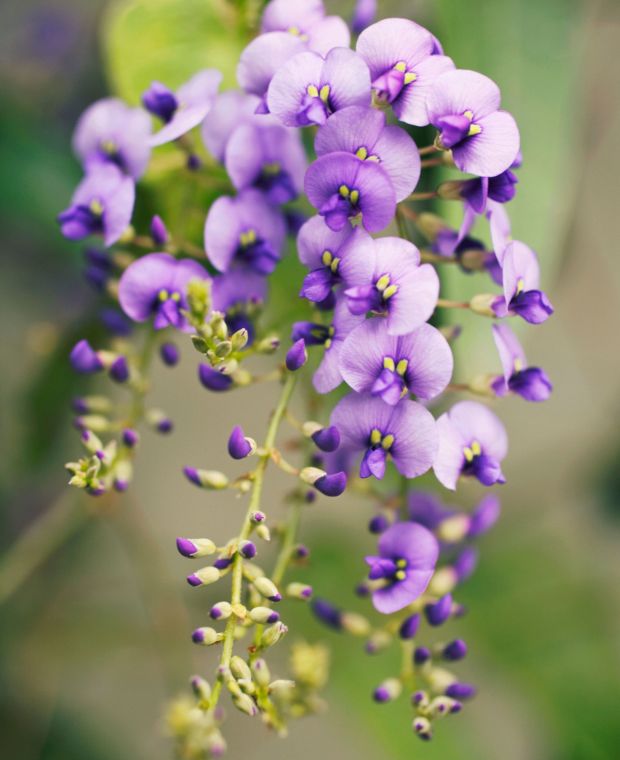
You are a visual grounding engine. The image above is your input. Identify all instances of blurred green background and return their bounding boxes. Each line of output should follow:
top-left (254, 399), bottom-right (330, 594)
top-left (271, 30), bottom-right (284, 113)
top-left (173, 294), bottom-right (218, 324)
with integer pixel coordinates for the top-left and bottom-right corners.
top-left (1, 1), bottom-right (619, 759)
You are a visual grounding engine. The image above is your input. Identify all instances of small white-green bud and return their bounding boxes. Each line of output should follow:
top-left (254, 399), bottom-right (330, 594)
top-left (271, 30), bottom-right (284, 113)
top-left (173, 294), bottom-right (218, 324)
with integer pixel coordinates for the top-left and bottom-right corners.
top-left (259, 621), bottom-right (288, 648)
top-left (251, 658), bottom-right (271, 688)
top-left (230, 656), bottom-right (252, 682)
top-left (253, 576), bottom-right (282, 602)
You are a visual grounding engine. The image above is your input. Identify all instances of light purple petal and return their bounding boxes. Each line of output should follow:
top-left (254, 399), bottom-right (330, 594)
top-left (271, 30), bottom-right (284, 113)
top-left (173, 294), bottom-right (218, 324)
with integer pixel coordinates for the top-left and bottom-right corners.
top-left (118, 253), bottom-right (176, 322)
top-left (267, 50), bottom-right (325, 125)
top-left (398, 323), bottom-right (453, 399)
top-left (340, 318), bottom-right (398, 394)
top-left (211, 268), bottom-right (267, 312)
top-left (305, 16), bottom-right (351, 56)
top-left (319, 47), bottom-right (371, 112)
top-left (378, 522), bottom-right (439, 569)
top-left (356, 18), bottom-right (434, 79)
top-left (452, 110), bottom-right (520, 177)
top-left (392, 54), bottom-right (455, 127)
top-left (447, 401), bottom-right (508, 461)
top-left (488, 200), bottom-right (512, 263)
top-left (201, 91), bottom-right (260, 161)
top-left (102, 173), bottom-right (135, 246)
top-left (313, 300), bottom-right (365, 393)
top-left (261, 0), bottom-right (324, 33)
top-left (502, 240), bottom-right (540, 302)
top-left (388, 399), bottom-right (438, 478)
top-left (492, 323), bottom-right (526, 382)
top-left (432, 413), bottom-right (465, 490)
top-left (333, 226), bottom-right (377, 286)
top-left (331, 392), bottom-right (393, 451)
top-left (372, 569), bottom-right (434, 614)
top-left (427, 69), bottom-right (501, 123)
top-left (296, 214), bottom-right (354, 269)
top-left (237, 32), bottom-right (307, 99)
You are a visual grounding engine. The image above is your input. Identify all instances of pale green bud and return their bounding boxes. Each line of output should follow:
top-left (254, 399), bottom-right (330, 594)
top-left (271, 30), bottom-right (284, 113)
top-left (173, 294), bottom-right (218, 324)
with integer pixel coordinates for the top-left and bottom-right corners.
top-left (286, 582), bottom-right (313, 601)
top-left (299, 466), bottom-right (326, 485)
top-left (76, 415), bottom-right (109, 433)
top-left (230, 328), bottom-right (249, 351)
top-left (341, 612), bottom-right (371, 637)
top-left (237, 678), bottom-right (256, 696)
top-left (230, 656), bottom-right (252, 682)
top-left (256, 524), bottom-right (271, 542)
top-left (189, 675), bottom-right (211, 702)
top-left (191, 627), bottom-right (223, 646)
top-left (469, 293), bottom-right (497, 317)
top-left (191, 334), bottom-right (209, 353)
top-left (269, 679), bottom-right (296, 699)
top-left (214, 340), bottom-right (232, 359)
top-left (80, 429), bottom-right (103, 454)
top-left (251, 658), bottom-right (271, 688)
top-left (232, 692), bottom-right (258, 717)
top-left (437, 515), bottom-right (470, 543)
top-left (253, 576), bottom-right (281, 602)
top-left (255, 335), bottom-right (280, 354)
top-left (412, 715), bottom-right (432, 739)
top-left (189, 566), bottom-right (221, 586)
top-left (249, 606), bottom-right (280, 624)
top-left (259, 621), bottom-right (288, 648)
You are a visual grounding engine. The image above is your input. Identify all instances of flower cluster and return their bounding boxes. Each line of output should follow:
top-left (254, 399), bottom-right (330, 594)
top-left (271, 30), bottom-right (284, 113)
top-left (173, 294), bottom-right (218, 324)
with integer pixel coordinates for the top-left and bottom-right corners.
top-left (58, 0), bottom-right (553, 755)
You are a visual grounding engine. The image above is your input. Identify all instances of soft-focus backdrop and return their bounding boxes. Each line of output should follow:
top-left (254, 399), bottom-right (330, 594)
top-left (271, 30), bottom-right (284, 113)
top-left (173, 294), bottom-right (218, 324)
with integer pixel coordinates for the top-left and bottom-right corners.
top-left (2, 1), bottom-right (619, 759)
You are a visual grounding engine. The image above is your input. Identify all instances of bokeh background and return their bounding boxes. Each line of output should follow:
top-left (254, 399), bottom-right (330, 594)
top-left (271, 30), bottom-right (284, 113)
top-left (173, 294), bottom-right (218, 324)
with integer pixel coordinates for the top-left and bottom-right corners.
top-left (1, 1), bottom-right (619, 759)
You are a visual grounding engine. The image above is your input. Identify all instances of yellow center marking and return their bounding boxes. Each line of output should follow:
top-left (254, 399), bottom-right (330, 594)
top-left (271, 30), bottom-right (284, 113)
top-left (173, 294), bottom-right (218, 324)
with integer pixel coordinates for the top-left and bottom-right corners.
top-left (394, 570), bottom-right (406, 581)
top-left (307, 84), bottom-right (319, 98)
top-left (158, 289), bottom-right (169, 301)
top-left (383, 284), bottom-right (398, 300)
top-left (370, 428), bottom-right (382, 446)
top-left (516, 277), bottom-right (525, 295)
top-left (349, 189), bottom-right (359, 205)
top-left (381, 434), bottom-right (394, 450)
top-left (396, 359), bottom-right (408, 376)
top-left (319, 84), bottom-right (330, 103)
top-left (89, 199), bottom-right (104, 215)
top-left (375, 274), bottom-right (390, 292)
top-left (394, 61), bottom-right (407, 72)
top-left (383, 356), bottom-right (396, 372)
top-left (339, 184), bottom-right (350, 198)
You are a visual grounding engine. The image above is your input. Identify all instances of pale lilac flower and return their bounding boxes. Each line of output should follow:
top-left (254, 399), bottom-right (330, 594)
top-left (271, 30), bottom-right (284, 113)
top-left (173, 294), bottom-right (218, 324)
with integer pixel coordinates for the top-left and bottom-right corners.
top-left (267, 48), bottom-right (371, 127)
top-left (118, 253), bottom-right (210, 332)
top-left (261, 0), bottom-right (350, 56)
top-left (305, 152), bottom-right (395, 232)
top-left (143, 70), bottom-right (222, 147)
top-left (211, 268), bottom-right (267, 313)
top-left (343, 237), bottom-right (439, 335)
top-left (408, 491), bottom-right (453, 530)
top-left (237, 32), bottom-right (307, 113)
top-left (356, 18), bottom-right (454, 126)
top-left (297, 216), bottom-right (375, 303)
top-left (492, 323), bottom-right (552, 401)
top-left (292, 300), bottom-right (365, 393)
top-left (201, 91), bottom-right (260, 161)
top-left (492, 241), bottom-right (554, 324)
top-left (204, 190), bottom-right (286, 275)
top-left (340, 319), bottom-right (453, 404)
top-left (58, 164), bottom-right (134, 246)
top-left (314, 105), bottom-right (420, 201)
top-left (331, 393), bottom-right (438, 480)
top-left (225, 121), bottom-right (307, 204)
top-left (365, 522), bottom-right (439, 614)
top-left (433, 401), bottom-right (508, 490)
top-left (426, 69), bottom-right (520, 177)
top-left (72, 98), bottom-right (151, 179)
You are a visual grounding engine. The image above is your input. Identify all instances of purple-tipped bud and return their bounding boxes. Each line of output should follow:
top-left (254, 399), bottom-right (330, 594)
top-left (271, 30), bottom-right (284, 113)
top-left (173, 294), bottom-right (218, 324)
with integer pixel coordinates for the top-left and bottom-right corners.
top-left (254, 576), bottom-right (281, 602)
top-left (286, 582), bottom-right (313, 600)
top-left (425, 594), bottom-right (453, 626)
top-left (183, 467), bottom-right (228, 490)
top-left (314, 471), bottom-right (347, 497)
top-left (122, 428), bottom-right (139, 448)
top-left (142, 82), bottom-right (178, 121)
top-left (239, 540), bottom-right (257, 559)
top-left (160, 342), bottom-right (180, 367)
top-left (249, 607), bottom-right (281, 624)
top-left (413, 716), bottom-right (432, 740)
top-left (187, 574), bottom-right (203, 587)
top-left (191, 626), bottom-right (221, 646)
top-left (177, 538), bottom-right (199, 558)
top-left (187, 154), bottom-right (202, 171)
top-left (305, 490), bottom-right (317, 503)
top-left (70, 340), bottom-right (104, 374)
top-left (412, 690), bottom-right (428, 706)
top-left (368, 514), bottom-right (390, 534)
top-left (454, 547), bottom-right (478, 582)
top-left (414, 646), bottom-right (431, 665)
top-left (209, 602), bottom-right (232, 620)
top-left (198, 363), bottom-right (233, 391)
top-left (285, 339), bottom-right (307, 371)
top-left (294, 544), bottom-right (309, 559)
top-left (468, 494), bottom-right (501, 537)
top-left (213, 557), bottom-right (233, 570)
top-left (399, 613), bottom-right (421, 640)
top-left (187, 566), bottom-right (221, 587)
top-left (156, 417), bottom-right (173, 434)
top-left (443, 639), bottom-right (468, 661)
top-left (445, 682), bottom-right (476, 700)
top-left (311, 426), bottom-right (340, 452)
top-left (373, 686), bottom-right (390, 703)
top-left (311, 598), bottom-right (343, 630)
top-left (109, 356), bottom-right (130, 383)
top-left (176, 537), bottom-right (216, 558)
top-left (372, 678), bottom-right (401, 703)
top-left (72, 397), bottom-right (89, 414)
top-left (113, 478), bottom-right (129, 492)
top-left (355, 581), bottom-right (370, 597)
top-left (227, 426), bottom-right (255, 459)
top-left (150, 215), bottom-right (169, 246)
top-left (251, 511), bottom-right (266, 523)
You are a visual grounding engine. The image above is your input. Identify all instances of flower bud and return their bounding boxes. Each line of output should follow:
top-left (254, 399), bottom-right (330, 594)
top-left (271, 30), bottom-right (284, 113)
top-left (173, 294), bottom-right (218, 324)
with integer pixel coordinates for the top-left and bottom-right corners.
top-left (232, 692), bottom-right (258, 716)
top-left (468, 494), bottom-right (500, 537)
top-left (311, 598), bottom-right (342, 629)
top-left (187, 566), bottom-right (221, 587)
top-left (191, 627), bottom-right (223, 646)
top-left (259, 621), bottom-right (288, 648)
top-left (70, 339), bottom-right (104, 373)
top-left (442, 639), bottom-right (468, 661)
top-left (191, 334), bottom-right (209, 353)
top-left (213, 556), bottom-right (233, 570)
top-left (256, 335), bottom-right (280, 354)
top-left (285, 339), bottom-right (307, 371)
top-left (429, 696), bottom-right (461, 718)
top-left (81, 429), bottom-right (103, 454)
top-left (399, 613), bottom-right (421, 640)
top-left (425, 594), bottom-right (453, 626)
top-left (109, 356), bottom-right (130, 383)
top-left (122, 428), bottom-right (139, 448)
top-left (160, 341), bottom-right (180, 367)
top-left (210, 601), bottom-right (232, 620)
top-left (414, 646), bottom-right (431, 665)
top-left (445, 682), bottom-right (476, 700)
top-left (253, 576), bottom-right (281, 602)
top-left (286, 582), bottom-right (313, 601)
top-left (75, 414), bottom-right (109, 432)
top-left (249, 606), bottom-right (281, 624)
top-left (436, 179), bottom-right (465, 201)
top-left (368, 514), bottom-right (390, 534)
top-left (113, 459), bottom-right (132, 492)
top-left (227, 426), bottom-right (256, 459)
top-left (411, 690), bottom-right (429, 708)
top-left (236, 678), bottom-right (256, 695)
top-left (437, 514), bottom-right (470, 543)
top-left (206, 731), bottom-right (226, 758)
top-left (146, 409), bottom-right (173, 434)
top-left (454, 547), bottom-right (478, 582)
top-left (198, 363), bottom-right (233, 391)
top-left (251, 511), bottom-right (266, 523)
top-left (239, 540), bottom-right (257, 559)
top-left (373, 678), bottom-right (402, 703)
top-left (294, 544), bottom-right (309, 559)
top-left (231, 328), bottom-right (249, 351)
top-left (189, 675), bottom-right (211, 702)
top-left (150, 214), bottom-right (168, 245)
top-left (251, 658), bottom-right (271, 688)
top-left (412, 716), bottom-right (432, 741)
top-left (365, 629), bottom-right (392, 654)
top-left (427, 567), bottom-right (457, 596)
top-left (256, 524), bottom-right (271, 541)
top-left (310, 425), bottom-right (341, 452)
top-left (176, 537), bottom-right (217, 558)
top-left (230, 656), bottom-right (252, 681)
top-left (269, 679), bottom-right (296, 699)
top-left (183, 467), bottom-right (229, 490)
top-left (300, 467), bottom-right (347, 496)
top-left (213, 340), bottom-right (232, 359)
top-left (469, 293), bottom-right (497, 317)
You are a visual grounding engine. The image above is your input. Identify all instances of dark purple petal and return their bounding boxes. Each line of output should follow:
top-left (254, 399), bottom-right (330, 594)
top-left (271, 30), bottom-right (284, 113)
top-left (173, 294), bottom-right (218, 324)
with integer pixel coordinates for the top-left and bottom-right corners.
top-left (314, 471), bottom-right (347, 497)
top-left (70, 339), bottom-right (103, 373)
top-left (198, 364), bottom-right (233, 391)
top-left (508, 367), bottom-right (553, 401)
top-left (311, 425), bottom-right (341, 452)
top-left (228, 425), bottom-right (253, 459)
top-left (286, 339), bottom-right (308, 371)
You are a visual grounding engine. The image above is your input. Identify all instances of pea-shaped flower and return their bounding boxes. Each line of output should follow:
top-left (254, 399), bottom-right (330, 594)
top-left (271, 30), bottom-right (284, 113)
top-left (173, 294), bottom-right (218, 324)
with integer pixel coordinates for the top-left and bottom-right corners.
top-left (492, 324), bottom-right (552, 401)
top-left (492, 241), bottom-right (554, 324)
top-left (261, 0), bottom-right (350, 57)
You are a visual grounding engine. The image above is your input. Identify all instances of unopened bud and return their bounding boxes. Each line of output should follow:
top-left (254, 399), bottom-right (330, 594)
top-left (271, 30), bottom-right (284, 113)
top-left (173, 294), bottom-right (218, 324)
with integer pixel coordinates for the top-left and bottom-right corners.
top-left (187, 566), bottom-right (221, 587)
top-left (230, 656), bottom-right (252, 681)
top-left (256, 524), bottom-right (271, 541)
top-left (232, 692), bottom-right (257, 716)
top-left (256, 335), bottom-right (280, 354)
top-left (260, 621), bottom-right (288, 648)
top-left (183, 467), bottom-right (229, 490)
top-left (373, 678), bottom-right (402, 703)
top-left (189, 675), bottom-right (211, 702)
top-left (469, 293), bottom-right (496, 317)
top-left (176, 537), bottom-right (217, 558)
top-left (210, 601), bottom-right (233, 620)
top-left (269, 679), bottom-right (296, 699)
top-left (231, 328), bottom-right (249, 351)
top-left (254, 576), bottom-right (281, 602)
top-left (286, 582), bottom-right (313, 601)
top-left (412, 716), bottom-right (432, 740)
top-left (437, 515), bottom-right (470, 543)
top-left (191, 334), bottom-right (209, 353)
top-left (341, 611), bottom-right (371, 637)
top-left (251, 658), bottom-right (271, 688)
top-left (191, 627), bottom-right (223, 646)
top-left (249, 606), bottom-right (281, 624)
top-left (429, 696), bottom-right (461, 718)
top-left (365, 629), bottom-right (392, 653)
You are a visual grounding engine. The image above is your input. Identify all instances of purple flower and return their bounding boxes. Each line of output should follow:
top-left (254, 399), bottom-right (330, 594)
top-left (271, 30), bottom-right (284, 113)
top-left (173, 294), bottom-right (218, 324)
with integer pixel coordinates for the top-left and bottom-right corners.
top-left (356, 18), bottom-right (454, 126)
top-left (343, 237), bottom-right (439, 335)
top-left (331, 393), bottom-right (438, 480)
top-left (305, 152), bottom-right (395, 232)
top-left (237, 32), bottom-right (307, 113)
top-left (211, 268), bottom-right (267, 314)
top-left (426, 69), bottom-right (520, 177)
top-left (286, 338), bottom-right (308, 371)
top-left (365, 522), bottom-right (439, 614)
top-left (267, 48), bottom-right (370, 128)
top-left (228, 426), bottom-right (255, 459)
top-left (199, 364), bottom-right (233, 392)
top-left (425, 593), bottom-right (452, 626)
top-left (293, 300), bottom-right (364, 393)
top-left (340, 319), bottom-right (453, 405)
top-left (201, 91), bottom-right (260, 161)
top-left (58, 164), bottom-right (134, 247)
top-left (143, 70), bottom-right (222, 147)
top-left (204, 190), bottom-right (286, 275)
top-left (297, 217), bottom-right (375, 303)
top-left (433, 401), bottom-right (508, 490)
top-left (72, 98), bottom-right (151, 179)
top-left (351, 0), bottom-right (377, 34)
top-left (150, 215), bottom-right (169, 246)
top-left (314, 106), bottom-right (420, 202)
top-left (225, 121), bottom-right (307, 204)
top-left (408, 491), bottom-right (453, 530)
top-left (261, 0), bottom-right (350, 56)
top-left (118, 253), bottom-right (210, 332)
top-left (492, 241), bottom-right (554, 324)
top-left (491, 324), bottom-right (552, 401)
top-left (468, 494), bottom-right (501, 537)
top-left (70, 339), bottom-right (104, 373)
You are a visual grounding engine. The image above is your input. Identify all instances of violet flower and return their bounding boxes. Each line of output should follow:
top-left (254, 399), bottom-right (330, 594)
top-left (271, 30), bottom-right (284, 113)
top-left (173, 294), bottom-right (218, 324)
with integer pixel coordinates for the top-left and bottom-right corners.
top-left (143, 69), bottom-right (222, 147)
top-left (340, 319), bottom-right (453, 404)
top-left (267, 48), bottom-right (371, 128)
top-left (351, 0), bottom-right (377, 34)
top-left (426, 69), bottom-right (520, 177)
top-left (365, 522), bottom-right (439, 614)
top-left (491, 323), bottom-right (552, 401)
top-left (492, 241), bottom-right (554, 324)
top-left (204, 190), bottom-right (286, 275)
top-left (72, 97), bottom-right (151, 179)
top-left (211, 267), bottom-right (267, 315)
top-left (58, 164), bottom-right (134, 247)
top-left (331, 393), bottom-right (438, 480)
top-left (356, 18), bottom-right (454, 126)
top-left (118, 253), bottom-right (210, 332)
top-left (261, 0), bottom-right (350, 57)
top-left (201, 91), bottom-right (260, 161)
top-left (408, 491), bottom-right (453, 530)
top-left (224, 120), bottom-right (307, 204)
top-left (305, 152), bottom-right (395, 232)
top-left (314, 105), bottom-right (420, 202)
top-left (433, 401), bottom-right (508, 490)
top-left (237, 32), bottom-right (307, 113)
top-left (343, 237), bottom-right (439, 335)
